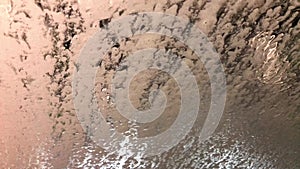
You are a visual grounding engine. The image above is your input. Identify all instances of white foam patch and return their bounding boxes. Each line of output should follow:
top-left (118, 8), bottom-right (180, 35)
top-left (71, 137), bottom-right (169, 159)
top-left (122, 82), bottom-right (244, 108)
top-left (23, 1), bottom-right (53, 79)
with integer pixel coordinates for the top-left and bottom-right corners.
top-left (67, 132), bottom-right (276, 168)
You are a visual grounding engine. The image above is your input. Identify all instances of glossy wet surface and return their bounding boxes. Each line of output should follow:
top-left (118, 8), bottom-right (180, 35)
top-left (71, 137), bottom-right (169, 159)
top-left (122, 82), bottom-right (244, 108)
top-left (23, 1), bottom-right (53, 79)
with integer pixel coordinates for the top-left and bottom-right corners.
top-left (0, 0), bottom-right (299, 168)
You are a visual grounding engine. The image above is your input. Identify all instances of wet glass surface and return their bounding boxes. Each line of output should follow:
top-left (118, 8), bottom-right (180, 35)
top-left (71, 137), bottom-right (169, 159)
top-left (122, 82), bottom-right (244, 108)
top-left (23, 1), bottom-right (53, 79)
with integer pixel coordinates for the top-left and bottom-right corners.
top-left (0, 0), bottom-right (299, 168)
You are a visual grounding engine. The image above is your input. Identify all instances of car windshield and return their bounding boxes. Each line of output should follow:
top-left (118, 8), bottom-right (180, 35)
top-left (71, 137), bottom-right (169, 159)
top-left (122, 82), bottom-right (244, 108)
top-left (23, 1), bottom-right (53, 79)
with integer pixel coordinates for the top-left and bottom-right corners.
top-left (0, 0), bottom-right (299, 168)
